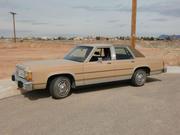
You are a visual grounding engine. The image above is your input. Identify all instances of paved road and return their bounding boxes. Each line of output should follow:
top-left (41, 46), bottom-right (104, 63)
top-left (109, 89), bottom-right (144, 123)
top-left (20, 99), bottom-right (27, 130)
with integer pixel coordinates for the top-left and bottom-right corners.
top-left (0, 79), bottom-right (20, 99)
top-left (0, 79), bottom-right (15, 92)
top-left (0, 74), bottom-right (180, 135)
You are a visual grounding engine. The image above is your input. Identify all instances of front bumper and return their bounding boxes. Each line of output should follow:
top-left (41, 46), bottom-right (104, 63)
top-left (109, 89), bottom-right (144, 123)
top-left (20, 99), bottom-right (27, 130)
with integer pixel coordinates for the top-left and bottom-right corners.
top-left (12, 74), bottom-right (33, 91)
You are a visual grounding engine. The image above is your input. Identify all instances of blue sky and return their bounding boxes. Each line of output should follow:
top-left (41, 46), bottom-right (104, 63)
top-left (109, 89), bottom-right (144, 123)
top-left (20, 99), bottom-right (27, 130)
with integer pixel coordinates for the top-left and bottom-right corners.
top-left (0, 0), bottom-right (180, 37)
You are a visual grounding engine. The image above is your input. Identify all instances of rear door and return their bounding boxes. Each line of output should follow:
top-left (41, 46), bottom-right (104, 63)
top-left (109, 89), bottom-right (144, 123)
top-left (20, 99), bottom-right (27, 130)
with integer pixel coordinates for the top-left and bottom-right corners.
top-left (113, 47), bottom-right (135, 79)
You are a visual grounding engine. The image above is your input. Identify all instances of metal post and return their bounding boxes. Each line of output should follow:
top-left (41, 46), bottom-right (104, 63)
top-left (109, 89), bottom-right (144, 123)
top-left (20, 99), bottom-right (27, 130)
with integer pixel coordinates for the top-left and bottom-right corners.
top-left (131, 0), bottom-right (137, 48)
top-left (10, 12), bottom-right (17, 43)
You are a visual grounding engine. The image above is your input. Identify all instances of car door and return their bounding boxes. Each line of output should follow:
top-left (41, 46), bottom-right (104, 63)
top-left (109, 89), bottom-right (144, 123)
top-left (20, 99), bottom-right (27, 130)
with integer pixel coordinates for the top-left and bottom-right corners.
top-left (83, 47), bottom-right (114, 85)
top-left (112, 47), bottom-right (135, 80)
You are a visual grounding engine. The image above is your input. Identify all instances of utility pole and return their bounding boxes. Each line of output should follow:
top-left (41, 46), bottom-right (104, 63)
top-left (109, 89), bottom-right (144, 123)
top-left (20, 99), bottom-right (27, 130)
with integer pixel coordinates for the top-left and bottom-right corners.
top-left (10, 12), bottom-right (17, 43)
top-left (131, 0), bottom-right (137, 48)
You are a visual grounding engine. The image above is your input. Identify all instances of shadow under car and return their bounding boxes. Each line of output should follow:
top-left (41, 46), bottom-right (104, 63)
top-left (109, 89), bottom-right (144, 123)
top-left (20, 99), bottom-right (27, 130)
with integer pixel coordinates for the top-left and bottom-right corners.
top-left (22, 77), bottom-right (161, 100)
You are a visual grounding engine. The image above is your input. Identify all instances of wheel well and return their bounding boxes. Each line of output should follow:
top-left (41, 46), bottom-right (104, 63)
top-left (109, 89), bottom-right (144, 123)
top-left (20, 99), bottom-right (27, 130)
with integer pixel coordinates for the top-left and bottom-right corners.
top-left (46, 74), bottom-right (76, 89)
top-left (134, 67), bottom-right (151, 76)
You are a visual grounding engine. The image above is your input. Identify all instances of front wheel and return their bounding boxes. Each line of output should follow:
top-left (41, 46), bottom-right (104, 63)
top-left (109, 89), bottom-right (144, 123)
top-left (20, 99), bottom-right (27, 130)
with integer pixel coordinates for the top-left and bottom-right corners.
top-left (131, 69), bottom-right (147, 86)
top-left (50, 77), bottom-right (71, 99)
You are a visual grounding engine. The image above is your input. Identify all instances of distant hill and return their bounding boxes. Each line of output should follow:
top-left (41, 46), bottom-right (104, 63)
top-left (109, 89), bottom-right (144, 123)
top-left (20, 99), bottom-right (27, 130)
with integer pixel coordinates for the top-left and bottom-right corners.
top-left (159, 35), bottom-right (180, 40)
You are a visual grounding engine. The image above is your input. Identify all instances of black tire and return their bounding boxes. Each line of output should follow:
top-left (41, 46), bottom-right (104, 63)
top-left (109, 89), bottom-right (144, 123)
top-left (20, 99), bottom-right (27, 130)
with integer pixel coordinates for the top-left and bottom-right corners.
top-left (49, 76), bottom-right (71, 99)
top-left (131, 69), bottom-right (147, 86)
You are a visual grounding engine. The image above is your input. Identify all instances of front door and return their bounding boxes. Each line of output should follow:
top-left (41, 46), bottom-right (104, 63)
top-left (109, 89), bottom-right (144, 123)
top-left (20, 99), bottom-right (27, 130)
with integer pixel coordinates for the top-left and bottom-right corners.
top-left (84, 47), bottom-right (114, 85)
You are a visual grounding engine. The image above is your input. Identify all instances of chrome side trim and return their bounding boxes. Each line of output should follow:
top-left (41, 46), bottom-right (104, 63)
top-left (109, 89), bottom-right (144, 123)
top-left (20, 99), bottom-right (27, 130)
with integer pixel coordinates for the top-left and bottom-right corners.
top-left (76, 75), bottom-right (132, 86)
top-left (76, 68), bottom-right (133, 75)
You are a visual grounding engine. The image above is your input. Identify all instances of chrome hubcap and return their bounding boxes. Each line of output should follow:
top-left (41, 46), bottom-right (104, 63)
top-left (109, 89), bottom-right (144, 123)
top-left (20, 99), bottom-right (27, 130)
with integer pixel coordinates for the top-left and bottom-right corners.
top-left (136, 73), bottom-right (145, 84)
top-left (57, 80), bottom-right (69, 94)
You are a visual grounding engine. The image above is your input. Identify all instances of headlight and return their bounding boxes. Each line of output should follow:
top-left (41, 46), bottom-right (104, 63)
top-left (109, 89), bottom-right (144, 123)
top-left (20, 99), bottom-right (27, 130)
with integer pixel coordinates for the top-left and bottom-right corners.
top-left (17, 69), bottom-right (26, 78)
top-left (25, 71), bottom-right (32, 81)
top-left (16, 64), bottom-right (32, 81)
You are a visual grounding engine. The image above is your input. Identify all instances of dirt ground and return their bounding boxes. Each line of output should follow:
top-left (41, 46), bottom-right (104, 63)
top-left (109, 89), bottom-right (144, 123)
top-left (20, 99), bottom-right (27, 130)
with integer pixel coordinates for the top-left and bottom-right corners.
top-left (0, 39), bottom-right (180, 79)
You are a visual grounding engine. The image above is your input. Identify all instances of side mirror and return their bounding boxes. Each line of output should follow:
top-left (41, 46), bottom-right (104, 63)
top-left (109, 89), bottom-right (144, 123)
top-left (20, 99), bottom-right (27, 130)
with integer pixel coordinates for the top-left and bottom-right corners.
top-left (98, 57), bottom-right (102, 63)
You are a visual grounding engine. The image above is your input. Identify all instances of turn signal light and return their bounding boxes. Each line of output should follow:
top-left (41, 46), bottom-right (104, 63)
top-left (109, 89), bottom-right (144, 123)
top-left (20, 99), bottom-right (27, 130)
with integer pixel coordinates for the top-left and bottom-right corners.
top-left (26, 71), bottom-right (32, 81)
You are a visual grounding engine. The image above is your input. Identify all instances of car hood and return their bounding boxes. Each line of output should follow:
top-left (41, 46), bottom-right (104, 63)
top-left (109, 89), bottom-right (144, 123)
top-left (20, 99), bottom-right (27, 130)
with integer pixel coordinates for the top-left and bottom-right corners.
top-left (19, 59), bottom-right (78, 71)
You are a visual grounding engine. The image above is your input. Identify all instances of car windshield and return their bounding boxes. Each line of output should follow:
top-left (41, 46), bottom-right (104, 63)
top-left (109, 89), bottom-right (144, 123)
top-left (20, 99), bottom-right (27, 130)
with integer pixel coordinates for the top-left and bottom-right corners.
top-left (64, 46), bottom-right (93, 62)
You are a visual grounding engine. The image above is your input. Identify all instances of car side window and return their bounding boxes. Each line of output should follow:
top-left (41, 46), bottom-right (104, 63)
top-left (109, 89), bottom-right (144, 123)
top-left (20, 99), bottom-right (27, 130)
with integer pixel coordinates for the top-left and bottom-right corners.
top-left (90, 48), bottom-right (111, 62)
top-left (115, 47), bottom-right (133, 60)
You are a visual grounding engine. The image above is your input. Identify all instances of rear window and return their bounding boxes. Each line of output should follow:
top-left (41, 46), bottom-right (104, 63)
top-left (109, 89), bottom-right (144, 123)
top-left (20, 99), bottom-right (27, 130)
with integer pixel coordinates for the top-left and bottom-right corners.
top-left (115, 47), bottom-right (133, 60)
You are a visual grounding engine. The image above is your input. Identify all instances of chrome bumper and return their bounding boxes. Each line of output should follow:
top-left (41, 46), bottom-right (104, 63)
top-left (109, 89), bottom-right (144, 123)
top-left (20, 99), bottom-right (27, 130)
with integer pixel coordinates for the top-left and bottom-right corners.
top-left (12, 74), bottom-right (33, 91)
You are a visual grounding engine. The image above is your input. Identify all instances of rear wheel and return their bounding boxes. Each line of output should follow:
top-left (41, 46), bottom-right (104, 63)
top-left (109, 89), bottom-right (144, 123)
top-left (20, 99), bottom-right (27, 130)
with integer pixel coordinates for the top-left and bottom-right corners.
top-left (131, 69), bottom-right (147, 86)
top-left (49, 77), bottom-right (71, 99)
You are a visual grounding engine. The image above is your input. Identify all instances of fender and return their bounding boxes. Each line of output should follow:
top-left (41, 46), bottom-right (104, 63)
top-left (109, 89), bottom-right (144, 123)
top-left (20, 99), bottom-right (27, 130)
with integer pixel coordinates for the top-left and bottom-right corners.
top-left (48, 71), bottom-right (75, 77)
top-left (47, 72), bottom-right (76, 82)
top-left (133, 65), bottom-right (151, 73)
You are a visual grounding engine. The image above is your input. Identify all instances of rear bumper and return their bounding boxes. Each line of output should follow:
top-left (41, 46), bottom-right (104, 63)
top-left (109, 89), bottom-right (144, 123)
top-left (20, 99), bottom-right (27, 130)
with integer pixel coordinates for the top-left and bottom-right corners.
top-left (12, 74), bottom-right (33, 91)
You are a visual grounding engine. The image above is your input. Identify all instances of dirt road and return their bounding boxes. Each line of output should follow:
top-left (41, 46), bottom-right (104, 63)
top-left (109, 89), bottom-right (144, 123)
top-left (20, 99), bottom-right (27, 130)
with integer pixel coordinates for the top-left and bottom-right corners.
top-left (0, 74), bottom-right (179, 135)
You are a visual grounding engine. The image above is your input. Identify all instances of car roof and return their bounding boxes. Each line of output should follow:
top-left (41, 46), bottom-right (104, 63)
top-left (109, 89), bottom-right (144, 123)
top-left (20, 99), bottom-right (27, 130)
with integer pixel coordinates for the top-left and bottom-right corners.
top-left (78, 44), bottom-right (130, 48)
